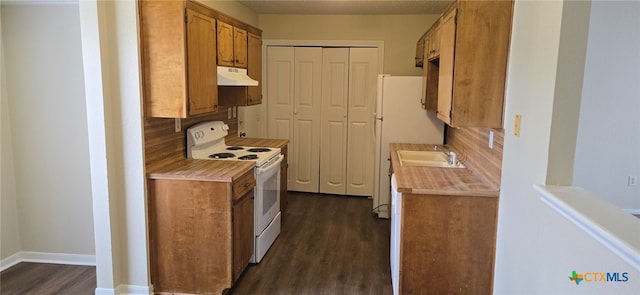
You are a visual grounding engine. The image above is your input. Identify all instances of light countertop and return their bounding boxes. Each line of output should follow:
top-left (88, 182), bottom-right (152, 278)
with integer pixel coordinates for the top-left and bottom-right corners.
top-left (146, 138), bottom-right (289, 182)
top-left (390, 143), bottom-right (499, 197)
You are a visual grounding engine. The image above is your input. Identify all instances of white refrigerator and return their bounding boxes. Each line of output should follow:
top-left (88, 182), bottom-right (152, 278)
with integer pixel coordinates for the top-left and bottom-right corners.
top-left (373, 75), bottom-right (444, 218)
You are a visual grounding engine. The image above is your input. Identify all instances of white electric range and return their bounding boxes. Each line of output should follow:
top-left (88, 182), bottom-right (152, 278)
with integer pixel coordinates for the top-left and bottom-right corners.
top-left (186, 121), bottom-right (282, 263)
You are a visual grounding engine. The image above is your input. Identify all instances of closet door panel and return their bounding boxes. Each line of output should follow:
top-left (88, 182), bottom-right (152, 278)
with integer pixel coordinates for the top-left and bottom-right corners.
top-left (267, 47), bottom-right (294, 187)
top-left (347, 121), bottom-right (368, 187)
top-left (291, 47), bottom-right (322, 192)
top-left (347, 48), bottom-right (379, 196)
top-left (320, 48), bottom-right (349, 194)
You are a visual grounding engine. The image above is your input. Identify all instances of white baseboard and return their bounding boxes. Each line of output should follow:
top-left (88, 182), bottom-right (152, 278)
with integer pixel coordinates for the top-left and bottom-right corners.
top-left (2, 253), bottom-right (151, 294)
top-left (96, 285), bottom-right (151, 295)
top-left (0, 252), bottom-right (22, 271)
top-left (95, 288), bottom-right (116, 295)
top-left (116, 284), bottom-right (152, 295)
top-left (623, 208), bottom-right (640, 215)
top-left (1, 251), bottom-right (95, 272)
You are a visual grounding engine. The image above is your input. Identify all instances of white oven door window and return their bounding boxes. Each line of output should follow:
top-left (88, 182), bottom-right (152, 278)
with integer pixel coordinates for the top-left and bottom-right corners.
top-left (255, 155), bottom-right (283, 234)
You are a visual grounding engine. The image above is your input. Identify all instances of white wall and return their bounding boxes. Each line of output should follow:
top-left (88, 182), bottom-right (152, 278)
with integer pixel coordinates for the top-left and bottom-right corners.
top-left (78, 0), bottom-right (149, 292)
top-left (259, 14), bottom-right (437, 77)
top-left (494, 1), bottom-right (640, 294)
top-left (573, 1), bottom-right (640, 210)
top-left (0, 5), bottom-right (22, 261)
top-left (1, 4), bottom-right (94, 256)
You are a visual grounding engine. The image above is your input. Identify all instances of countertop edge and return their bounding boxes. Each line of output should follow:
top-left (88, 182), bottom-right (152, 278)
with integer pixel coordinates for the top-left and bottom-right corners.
top-left (402, 188), bottom-right (500, 197)
top-left (147, 173), bottom-right (235, 182)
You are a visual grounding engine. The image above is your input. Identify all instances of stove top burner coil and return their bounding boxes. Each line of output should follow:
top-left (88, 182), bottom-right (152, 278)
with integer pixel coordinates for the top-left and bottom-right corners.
top-left (238, 154), bottom-right (259, 160)
top-left (209, 152), bottom-right (236, 159)
top-left (226, 146), bottom-right (244, 150)
top-left (247, 148), bottom-right (272, 153)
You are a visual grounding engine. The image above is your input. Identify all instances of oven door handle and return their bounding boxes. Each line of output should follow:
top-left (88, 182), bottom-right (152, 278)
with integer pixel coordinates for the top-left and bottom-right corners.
top-left (256, 154), bottom-right (284, 176)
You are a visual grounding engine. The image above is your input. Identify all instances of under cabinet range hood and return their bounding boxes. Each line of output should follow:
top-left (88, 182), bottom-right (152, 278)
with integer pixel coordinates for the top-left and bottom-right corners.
top-left (217, 66), bottom-right (259, 86)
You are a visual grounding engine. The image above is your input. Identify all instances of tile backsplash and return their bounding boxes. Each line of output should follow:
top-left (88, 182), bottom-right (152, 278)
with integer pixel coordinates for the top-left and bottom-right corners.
top-left (447, 126), bottom-right (504, 189)
top-left (143, 107), bottom-right (238, 166)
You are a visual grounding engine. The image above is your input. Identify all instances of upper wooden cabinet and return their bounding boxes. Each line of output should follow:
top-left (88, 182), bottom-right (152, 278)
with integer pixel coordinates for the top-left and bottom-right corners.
top-left (419, 1), bottom-right (513, 128)
top-left (139, 0), bottom-right (263, 118)
top-left (436, 6), bottom-right (457, 125)
top-left (139, 1), bottom-right (218, 118)
top-left (217, 21), bottom-right (248, 68)
top-left (420, 19), bottom-right (441, 111)
top-left (219, 32), bottom-right (263, 106)
top-left (415, 32), bottom-right (428, 67)
top-left (425, 21), bottom-right (441, 61)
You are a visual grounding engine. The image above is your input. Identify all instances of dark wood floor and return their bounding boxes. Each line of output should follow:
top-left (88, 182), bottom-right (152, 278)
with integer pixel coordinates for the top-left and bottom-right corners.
top-left (230, 192), bottom-right (392, 295)
top-left (0, 262), bottom-right (96, 295)
top-left (0, 192), bottom-right (391, 295)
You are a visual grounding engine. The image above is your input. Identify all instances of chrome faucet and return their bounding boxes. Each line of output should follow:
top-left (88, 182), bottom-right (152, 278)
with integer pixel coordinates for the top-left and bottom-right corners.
top-left (447, 151), bottom-right (457, 166)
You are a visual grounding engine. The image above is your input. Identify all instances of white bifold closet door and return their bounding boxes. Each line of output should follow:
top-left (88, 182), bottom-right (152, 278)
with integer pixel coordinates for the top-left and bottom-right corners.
top-left (319, 48), bottom-right (349, 194)
top-left (266, 47), bottom-right (295, 189)
top-left (267, 46), bottom-right (378, 196)
top-left (291, 47), bottom-right (322, 192)
top-left (345, 48), bottom-right (378, 196)
top-left (266, 46), bottom-right (322, 193)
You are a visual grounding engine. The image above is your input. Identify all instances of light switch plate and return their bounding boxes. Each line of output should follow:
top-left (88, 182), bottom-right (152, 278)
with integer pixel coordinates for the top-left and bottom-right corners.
top-left (514, 114), bottom-right (522, 137)
top-left (227, 107), bottom-right (232, 119)
top-left (628, 175), bottom-right (638, 186)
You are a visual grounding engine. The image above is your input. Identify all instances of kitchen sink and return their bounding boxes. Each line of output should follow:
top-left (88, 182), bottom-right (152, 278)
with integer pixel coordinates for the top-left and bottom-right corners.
top-left (396, 150), bottom-right (466, 168)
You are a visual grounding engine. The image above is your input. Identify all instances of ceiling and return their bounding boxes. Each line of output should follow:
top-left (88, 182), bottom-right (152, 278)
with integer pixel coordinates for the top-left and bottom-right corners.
top-left (236, 0), bottom-right (453, 15)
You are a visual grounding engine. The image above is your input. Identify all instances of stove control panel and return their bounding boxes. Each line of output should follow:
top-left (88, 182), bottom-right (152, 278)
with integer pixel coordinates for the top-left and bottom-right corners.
top-left (186, 121), bottom-right (229, 149)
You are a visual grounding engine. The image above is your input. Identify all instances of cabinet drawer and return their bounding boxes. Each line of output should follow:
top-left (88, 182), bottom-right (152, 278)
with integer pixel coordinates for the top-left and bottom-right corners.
top-left (233, 169), bottom-right (255, 200)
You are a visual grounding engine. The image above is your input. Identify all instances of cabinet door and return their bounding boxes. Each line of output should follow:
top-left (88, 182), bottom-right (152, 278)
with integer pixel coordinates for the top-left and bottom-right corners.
top-left (422, 49), bottom-right (439, 111)
top-left (217, 21), bottom-right (234, 67)
top-left (247, 33), bottom-right (262, 105)
top-left (431, 23), bottom-right (441, 58)
top-left (186, 9), bottom-right (218, 116)
top-left (451, 1), bottom-right (513, 128)
top-left (149, 179), bottom-right (232, 294)
top-left (436, 8), bottom-right (457, 125)
top-left (139, 0), bottom-right (188, 118)
top-left (232, 191), bottom-right (254, 281)
top-left (234, 27), bottom-right (248, 68)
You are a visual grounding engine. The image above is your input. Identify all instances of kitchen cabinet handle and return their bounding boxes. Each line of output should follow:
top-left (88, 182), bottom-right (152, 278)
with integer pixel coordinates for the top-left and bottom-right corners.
top-left (244, 182), bottom-right (251, 188)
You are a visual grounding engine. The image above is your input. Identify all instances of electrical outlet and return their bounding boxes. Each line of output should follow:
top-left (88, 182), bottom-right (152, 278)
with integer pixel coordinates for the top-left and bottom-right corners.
top-left (488, 130), bottom-right (494, 149)
top-left (628, 175), bottom-right (638, 186)
top-left (174, 118), bottom-right (181, 133)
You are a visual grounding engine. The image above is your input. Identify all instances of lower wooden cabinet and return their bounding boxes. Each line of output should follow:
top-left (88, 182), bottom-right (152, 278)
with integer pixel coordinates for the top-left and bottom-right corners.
top-left (232, 189), bottom-right (254, 281)
top-left (398, 193), bottom-right (498, 294)
top-left (148, 171), bottom-right (255, 294)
